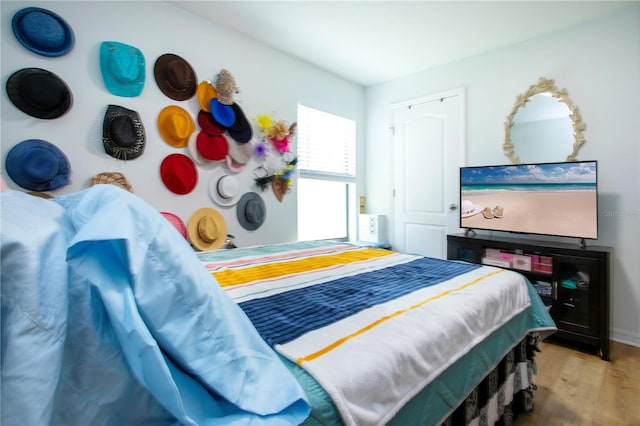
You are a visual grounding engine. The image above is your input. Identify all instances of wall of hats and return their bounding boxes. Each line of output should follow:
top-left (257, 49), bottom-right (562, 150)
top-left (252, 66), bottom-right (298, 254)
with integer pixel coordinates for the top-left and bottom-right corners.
top-left (0, 1), bottom-right (365, 248)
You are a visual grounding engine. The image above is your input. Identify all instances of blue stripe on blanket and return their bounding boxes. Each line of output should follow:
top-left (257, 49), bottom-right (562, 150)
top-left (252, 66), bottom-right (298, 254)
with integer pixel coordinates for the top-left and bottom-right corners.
top-left (238, 257), bottom-right (480, 346)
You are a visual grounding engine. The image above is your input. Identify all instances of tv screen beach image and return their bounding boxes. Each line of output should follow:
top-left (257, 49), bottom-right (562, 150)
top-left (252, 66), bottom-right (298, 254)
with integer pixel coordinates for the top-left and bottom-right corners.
top-left (460, 162), bottom-right (598, 239)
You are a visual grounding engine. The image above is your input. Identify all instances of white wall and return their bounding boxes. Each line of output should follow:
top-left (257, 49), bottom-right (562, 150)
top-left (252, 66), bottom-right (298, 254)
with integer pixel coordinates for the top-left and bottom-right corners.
top-left (0, 1), bottom-right (365, 247)
top-left (364, 6), bottom-right (640, 346)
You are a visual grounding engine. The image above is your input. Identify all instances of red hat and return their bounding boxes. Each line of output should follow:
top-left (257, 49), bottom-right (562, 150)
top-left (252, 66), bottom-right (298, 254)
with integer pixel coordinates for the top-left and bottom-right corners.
top-left (196, 131), bottom-right (228, 161)
top-left (197, 110), bottom-right (224, 136)
top-left (160, 153), bottom-right (197, 194)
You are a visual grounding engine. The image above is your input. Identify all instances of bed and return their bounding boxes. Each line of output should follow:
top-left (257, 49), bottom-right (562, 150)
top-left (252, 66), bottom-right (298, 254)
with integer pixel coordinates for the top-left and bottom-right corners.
top-left (196, 240), bottom-right (556, 426)
top-left (1, 185), bottom-right (555, 426)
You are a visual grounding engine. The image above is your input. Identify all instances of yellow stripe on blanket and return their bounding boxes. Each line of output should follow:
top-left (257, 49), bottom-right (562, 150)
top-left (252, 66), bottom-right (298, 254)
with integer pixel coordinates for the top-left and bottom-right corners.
top-left (296, 268), bottom-right (505, 364)
top-left (213, 248), bottom-right (393, 288)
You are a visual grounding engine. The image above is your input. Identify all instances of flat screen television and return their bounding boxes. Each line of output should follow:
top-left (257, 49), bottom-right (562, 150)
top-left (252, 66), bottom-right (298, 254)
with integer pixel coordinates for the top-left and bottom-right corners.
top-left (459, 160), bottom-right (598, 241)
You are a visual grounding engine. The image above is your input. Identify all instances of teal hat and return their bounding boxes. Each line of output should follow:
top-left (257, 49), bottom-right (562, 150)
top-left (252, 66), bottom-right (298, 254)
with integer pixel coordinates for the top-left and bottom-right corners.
top-left (100, 41), bottom-right (145, 97)
top-left (5, 139), bottom-right (70, 191)
top-left (12, 7), bottom-right (74, 57)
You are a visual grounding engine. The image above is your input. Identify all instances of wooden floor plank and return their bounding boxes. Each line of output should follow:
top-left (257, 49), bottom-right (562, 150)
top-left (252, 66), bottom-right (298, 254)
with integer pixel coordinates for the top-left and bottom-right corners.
top-left (515, 340), bottom-right (640, 426)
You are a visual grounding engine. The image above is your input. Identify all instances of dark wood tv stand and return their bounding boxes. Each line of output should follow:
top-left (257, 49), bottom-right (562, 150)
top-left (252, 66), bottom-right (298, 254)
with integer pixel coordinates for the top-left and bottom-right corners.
top-left (447, 233), bottom-right (612, 360)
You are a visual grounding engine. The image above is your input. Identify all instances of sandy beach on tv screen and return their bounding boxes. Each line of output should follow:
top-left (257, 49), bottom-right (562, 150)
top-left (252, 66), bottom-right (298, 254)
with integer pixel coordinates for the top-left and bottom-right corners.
top-left (461, 190), bottom-right (597, 238)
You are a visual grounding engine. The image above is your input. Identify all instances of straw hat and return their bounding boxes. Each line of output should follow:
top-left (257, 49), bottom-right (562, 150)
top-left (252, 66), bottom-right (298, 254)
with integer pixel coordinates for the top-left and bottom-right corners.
top-left (6, 68), bottom-right (72, 119)
top-left (157, 105), bottom-right (195, 148)
top-left (5, 139), bottom-right (70, 191)
top-left (188, 207), bottom-right (228, 251)
top-left (215, 69), bottom-right (236, 105)
top-left (12, 7), bottom-right (74, 57)
top-left (100, 41), bottom-right (145, 97)
top-left (91, 172), bottom-right (133, 192)
top-left (154, 53), bottom-right (197, 101)
top-left (102, 105), bottom-right (146, 160)
top-left (237, 192), bottom-right (266, 231)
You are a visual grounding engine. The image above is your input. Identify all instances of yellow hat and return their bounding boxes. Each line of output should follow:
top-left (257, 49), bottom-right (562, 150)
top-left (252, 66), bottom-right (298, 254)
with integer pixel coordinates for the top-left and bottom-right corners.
top-left (187, 207), bottom-right (227, 251)
top-left (196, 80), bottom-right (217, 112)
top-left (157, 105), bottom-right (195, 148)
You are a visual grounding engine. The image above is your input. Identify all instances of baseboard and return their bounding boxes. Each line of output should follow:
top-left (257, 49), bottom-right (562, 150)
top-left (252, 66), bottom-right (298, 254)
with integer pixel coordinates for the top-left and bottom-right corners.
top-left (612, 328), bottom-right (640, 348)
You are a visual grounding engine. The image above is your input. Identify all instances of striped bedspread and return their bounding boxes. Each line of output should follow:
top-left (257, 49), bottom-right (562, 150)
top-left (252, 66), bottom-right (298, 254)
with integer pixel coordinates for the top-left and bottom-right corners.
top-left (199, 241), bottom-right (533, 426)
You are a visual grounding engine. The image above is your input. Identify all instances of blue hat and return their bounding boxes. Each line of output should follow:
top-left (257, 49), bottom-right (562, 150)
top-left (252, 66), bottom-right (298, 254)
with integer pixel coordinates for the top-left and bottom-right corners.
top-left (5, 139), bottom-right (71, 191)
top-left (12, 7), bottom-right (74, 57)
top-left (209, 98), bottom-right (236, 128)
top-left (100, 41), bottom-right (146, 97)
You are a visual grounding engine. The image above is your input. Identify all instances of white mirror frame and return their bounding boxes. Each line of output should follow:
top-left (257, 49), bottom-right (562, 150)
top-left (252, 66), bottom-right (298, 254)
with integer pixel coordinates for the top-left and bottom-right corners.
top-left (503, 77), bottom-right (586, 164)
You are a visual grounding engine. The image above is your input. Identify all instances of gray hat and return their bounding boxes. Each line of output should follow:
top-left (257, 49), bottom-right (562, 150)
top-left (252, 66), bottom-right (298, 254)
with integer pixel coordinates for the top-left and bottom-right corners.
top-left (236, 192), bottom-right (266, 230)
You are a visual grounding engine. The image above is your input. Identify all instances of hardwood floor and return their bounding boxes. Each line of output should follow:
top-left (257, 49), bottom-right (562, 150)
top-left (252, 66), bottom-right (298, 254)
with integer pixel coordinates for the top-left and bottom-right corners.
top-left (516, 339), bottom-right (640, 426)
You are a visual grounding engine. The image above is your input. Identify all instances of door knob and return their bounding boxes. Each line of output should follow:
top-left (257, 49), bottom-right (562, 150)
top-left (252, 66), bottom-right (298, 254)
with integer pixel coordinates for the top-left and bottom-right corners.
top-left (449, 203), bottom-right (458, 211)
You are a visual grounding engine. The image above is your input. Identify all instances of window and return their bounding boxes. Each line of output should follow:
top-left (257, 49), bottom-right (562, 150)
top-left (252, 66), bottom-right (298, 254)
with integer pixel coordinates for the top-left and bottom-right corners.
top-left (296, 104), bottom-right (356, 241)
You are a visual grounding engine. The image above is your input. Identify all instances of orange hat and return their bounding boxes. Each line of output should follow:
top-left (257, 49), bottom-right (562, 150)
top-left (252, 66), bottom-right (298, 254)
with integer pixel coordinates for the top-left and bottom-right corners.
top-left (157, 105), bottom-right (195, 148)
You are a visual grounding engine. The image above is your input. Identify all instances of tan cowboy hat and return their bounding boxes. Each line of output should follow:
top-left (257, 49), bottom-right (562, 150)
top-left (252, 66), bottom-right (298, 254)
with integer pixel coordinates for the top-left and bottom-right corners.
top-left (187, 207), bottom-right (227, 251)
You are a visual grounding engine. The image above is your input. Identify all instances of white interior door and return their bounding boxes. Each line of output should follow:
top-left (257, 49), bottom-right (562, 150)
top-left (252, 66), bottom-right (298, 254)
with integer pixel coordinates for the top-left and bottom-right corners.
top-left (392, 89), bottom-right (465, 258)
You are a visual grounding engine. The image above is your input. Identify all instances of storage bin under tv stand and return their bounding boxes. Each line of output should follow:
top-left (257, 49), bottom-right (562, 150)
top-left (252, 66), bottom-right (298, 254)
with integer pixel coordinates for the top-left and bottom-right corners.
top-left (447, 233), bottom-right (612, 360)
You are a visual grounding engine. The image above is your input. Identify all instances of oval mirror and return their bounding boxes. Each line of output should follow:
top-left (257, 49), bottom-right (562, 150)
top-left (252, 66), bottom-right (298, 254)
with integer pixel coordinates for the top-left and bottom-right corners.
top-left (503, 77), bottom-right (585, 164)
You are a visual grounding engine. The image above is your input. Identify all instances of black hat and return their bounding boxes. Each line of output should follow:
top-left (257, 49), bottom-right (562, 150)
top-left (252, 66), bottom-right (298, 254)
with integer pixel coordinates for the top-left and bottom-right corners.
top-left (102, 105), bottom-right (146, 160)
top-left (6, 68), bottom-right (72, 119)
top-left (227, 103), bottom-right (253, 144)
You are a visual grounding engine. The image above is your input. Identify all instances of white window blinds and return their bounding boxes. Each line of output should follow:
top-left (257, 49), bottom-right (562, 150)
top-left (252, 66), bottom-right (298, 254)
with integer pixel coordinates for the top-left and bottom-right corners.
top-left (296, 104), bottom-right (356, 181)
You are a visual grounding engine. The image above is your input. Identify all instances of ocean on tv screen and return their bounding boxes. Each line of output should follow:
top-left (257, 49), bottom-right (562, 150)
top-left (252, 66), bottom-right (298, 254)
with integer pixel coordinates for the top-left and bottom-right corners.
top-left (460, 161), bottom-right (598, 239)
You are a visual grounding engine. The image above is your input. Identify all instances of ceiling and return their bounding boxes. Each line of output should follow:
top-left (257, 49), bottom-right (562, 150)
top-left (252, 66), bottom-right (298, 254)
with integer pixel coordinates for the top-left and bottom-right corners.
top-left (169, 1), bottom-right (633, 87)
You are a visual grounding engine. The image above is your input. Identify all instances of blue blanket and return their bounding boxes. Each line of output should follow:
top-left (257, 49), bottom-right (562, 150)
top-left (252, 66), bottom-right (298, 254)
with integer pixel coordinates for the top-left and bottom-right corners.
top-left (241, 257), bottom-right (480, 345)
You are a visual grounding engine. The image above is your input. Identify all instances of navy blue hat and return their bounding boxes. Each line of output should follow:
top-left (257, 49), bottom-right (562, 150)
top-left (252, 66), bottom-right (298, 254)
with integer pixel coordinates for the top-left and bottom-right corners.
top-left (5, 139), bottom-right (71, 191)
top-left (12, 7), bottom-right (75, 57)
top-left (6, 68), bottom-right (73, 119)
top-left (227, 103), bottom-right (253, 143)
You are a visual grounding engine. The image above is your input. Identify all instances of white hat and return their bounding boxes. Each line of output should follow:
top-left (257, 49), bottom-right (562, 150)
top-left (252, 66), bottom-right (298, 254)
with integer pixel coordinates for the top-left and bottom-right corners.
top-left (461, 199), bottom-right (482, 218)
top-left (208, 167), bottom-right (241, 206)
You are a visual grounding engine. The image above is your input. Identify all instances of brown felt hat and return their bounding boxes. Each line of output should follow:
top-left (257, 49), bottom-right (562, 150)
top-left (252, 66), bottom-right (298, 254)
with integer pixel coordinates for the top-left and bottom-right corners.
top-left (154, 53), bottom-right (197, 101)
